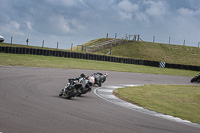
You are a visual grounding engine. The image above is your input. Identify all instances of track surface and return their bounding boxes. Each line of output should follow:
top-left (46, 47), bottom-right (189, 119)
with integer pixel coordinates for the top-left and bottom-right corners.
top-left (0, 66), bottom-right (199, 133)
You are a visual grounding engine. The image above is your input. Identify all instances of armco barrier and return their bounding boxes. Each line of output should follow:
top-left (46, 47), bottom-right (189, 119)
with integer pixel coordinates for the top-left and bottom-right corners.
top-left (0, 46), bottom-right (200, 71)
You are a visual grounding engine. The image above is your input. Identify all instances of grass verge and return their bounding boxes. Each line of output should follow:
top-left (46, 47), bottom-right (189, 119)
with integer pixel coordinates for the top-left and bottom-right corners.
top-left (0, 53), bottom-right (198, 77)
top-left (113, 85), bottom-right (200, 124)
top-left (98, 41), bottom-right (200, 66)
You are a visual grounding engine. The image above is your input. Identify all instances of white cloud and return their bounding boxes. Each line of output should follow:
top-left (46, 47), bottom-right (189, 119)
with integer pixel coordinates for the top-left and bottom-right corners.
top-left (11, 21), bottom-right (20, 29)
top-left (70, 19), bottom-right (86, 30)
top-left (177, 8), bottom-right (200, 17)
top-left (118, 0), bottom-right (139, 12)
top-left (135, 12), bottom-right (149, 23)
top-left (1, 21), bottom-right (24, 36)
top-left (117, 0), bottom-right (139, 20)
top-left (175, 7), bottom-right (200, 29)
top-left (79, 0), bottom-right (85, 4)
top-left (24, 21), bottom-right (33, 30)
top-left (55, 17), bottom-right (72, 33)
top-left (116, 0), bottom-right (168, 21)
top-left (144, 0), bottom-right (168, 17)
top-left (46, 15), bottom-right (85, 35)
top-left (118, 11), bottom-right (132, 20)
top-left (175, 8), bottom-right (200, 37)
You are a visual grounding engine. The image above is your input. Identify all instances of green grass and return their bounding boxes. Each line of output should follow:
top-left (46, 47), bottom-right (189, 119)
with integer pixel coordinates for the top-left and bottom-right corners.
top-left (0, 42), bottom-right (71, 51)
top-left (2, 39), bottom-right (200, 66)
top-left (0, 53), bottom-right (198, 77)
top-left (98, 41), bottom-right (200, 66)
top-left (113, 85), bottom-right (200, 124)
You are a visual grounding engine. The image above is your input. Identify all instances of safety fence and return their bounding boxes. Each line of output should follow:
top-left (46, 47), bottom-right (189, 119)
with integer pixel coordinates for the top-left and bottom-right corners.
top-left (0, 46), bottom-right (200, 71)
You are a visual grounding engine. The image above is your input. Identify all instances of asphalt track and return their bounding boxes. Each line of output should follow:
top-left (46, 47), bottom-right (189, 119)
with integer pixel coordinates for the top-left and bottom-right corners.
top-left (0, 66), bottom-right (199, 133)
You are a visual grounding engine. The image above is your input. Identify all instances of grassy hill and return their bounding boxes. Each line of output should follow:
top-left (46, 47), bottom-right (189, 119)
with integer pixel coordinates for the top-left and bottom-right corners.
top-left (67, 38), bottom-right (200, 66)
top-left (97, 41), bottom-right (200, 66)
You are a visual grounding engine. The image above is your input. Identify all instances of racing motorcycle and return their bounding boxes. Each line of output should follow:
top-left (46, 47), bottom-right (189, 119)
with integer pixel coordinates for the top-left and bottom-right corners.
top-left (59, 78), bottom-right (82, 99)
top-left (77, 74), bottom-right (95, 96)
top-left (91, 72), bottom-right (108, 87)
top-left (77, 74), bottom-right (94, 96)
top-left (191, 73), bottom-right (200, 83)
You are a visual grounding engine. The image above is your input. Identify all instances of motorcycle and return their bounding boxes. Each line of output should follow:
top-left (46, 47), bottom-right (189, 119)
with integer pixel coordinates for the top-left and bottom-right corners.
top-left (191, 73), bottom-right (200, 83)
top-left (76, 74), bottom-right (95, 96)
top-left (59, 72), bottom-right (107, 99)
top-left (59, 78), bottom-right (82, 99)
top-left (92, 72), bottom-right (108, 87)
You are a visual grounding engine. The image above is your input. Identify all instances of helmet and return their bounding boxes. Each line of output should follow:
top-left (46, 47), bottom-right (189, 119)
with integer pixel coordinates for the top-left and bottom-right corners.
top-left (80, 73), bottom-right (86, 78)
top-left (104, 73), bottom-right (108, 77)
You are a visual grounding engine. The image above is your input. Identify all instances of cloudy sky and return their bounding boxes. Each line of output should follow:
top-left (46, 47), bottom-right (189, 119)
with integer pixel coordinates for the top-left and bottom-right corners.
top-left (0, 0), bottom-right (200, 49)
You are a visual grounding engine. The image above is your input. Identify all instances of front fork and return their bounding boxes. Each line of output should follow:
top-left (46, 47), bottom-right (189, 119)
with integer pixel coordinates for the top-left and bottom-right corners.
top-left (62, 83), bottom-right (70, 96)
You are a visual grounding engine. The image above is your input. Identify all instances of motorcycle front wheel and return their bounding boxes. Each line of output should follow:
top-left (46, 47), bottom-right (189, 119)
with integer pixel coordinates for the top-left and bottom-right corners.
top-left (191, 77), bottom-right (196, 83)
top-left (97, 81), bottom-right (102, 87)
top-left (63, 88), bottom-right (77, 99)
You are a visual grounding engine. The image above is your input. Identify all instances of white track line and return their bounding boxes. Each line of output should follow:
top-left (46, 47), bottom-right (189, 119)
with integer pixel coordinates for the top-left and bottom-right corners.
top-left (94, 84), bottom-right (200, 128)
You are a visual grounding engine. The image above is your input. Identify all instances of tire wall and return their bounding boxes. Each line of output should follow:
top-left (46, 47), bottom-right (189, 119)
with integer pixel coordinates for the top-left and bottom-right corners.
top-left (0, 46), bottom-right (199, 71)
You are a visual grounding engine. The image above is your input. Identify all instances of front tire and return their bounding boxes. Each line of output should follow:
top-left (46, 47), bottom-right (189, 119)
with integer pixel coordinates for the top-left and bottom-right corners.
top-left (62, 88), bottom-right (77, 99)
top-left (97, 81), bottom-right (102, 87)
top-left (59, 89), bottom-right (64, 96)
top-left (191, 77), bottom-right (196, 83)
